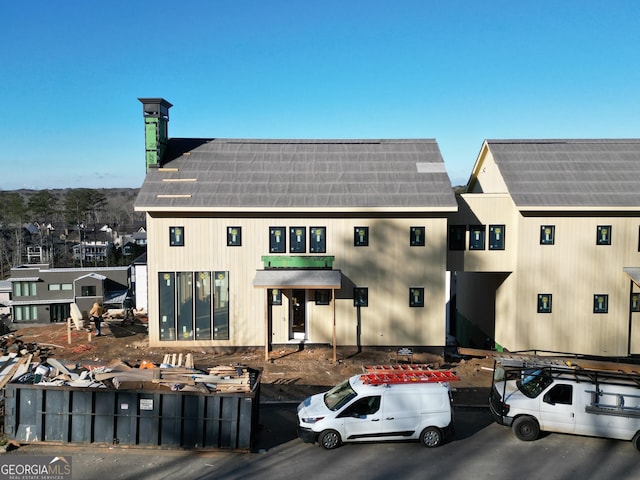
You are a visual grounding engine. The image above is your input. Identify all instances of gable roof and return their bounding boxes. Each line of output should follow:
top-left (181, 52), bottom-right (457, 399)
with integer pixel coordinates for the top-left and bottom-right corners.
top-left (482, 139), bottom-right (640, 210)
top-left (135, 139), bottom-right (456, 213)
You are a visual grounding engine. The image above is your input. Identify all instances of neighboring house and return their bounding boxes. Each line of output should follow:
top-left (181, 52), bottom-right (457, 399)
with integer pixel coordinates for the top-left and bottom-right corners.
top-left (0, 280), bottom-right (11, 317)
top-left (134, 98), bottom-right (457, 352)
top-left (23, 223), bottom-right (55, 265)
top-left (449, 139), bottom-right (640, 357)
top-left (131, 252), bottom-right (148, 313)
top-left (71, 229), bottom-right (111, 265)
top-left (112, 224), bottom-right (146, 249)
top-left (122, 229), bottom-right (147, 258)
top-left (26, 245), bottom-right (48, 264)
top-left (8, 264), bottom-right (132, 324)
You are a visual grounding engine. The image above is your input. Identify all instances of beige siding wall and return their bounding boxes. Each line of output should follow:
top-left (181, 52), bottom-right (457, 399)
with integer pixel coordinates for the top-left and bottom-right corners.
top-left (468, 149), bottom-right (508, 194)
top-left (498, 215), bottom-right (640, 356)
top-left (448, 194), bottom-right (518, 272)
top-left (452, 189), bottom-right (640, 356)
top-left (146, 214), bottom-right (449, 348)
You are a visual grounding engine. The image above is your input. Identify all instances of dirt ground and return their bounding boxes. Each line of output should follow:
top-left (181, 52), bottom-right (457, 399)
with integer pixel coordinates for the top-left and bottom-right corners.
top-left (6, 315), bottom-right (494, 404)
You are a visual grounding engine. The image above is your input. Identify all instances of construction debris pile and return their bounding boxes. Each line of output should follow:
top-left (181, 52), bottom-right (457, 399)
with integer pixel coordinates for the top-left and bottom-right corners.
top-left (0, 335), bottom-right (258, 394)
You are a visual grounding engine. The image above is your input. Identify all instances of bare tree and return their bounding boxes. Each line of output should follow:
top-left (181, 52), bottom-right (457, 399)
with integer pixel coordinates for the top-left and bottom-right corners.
top-left (0, 192), bottom-right (28, 266)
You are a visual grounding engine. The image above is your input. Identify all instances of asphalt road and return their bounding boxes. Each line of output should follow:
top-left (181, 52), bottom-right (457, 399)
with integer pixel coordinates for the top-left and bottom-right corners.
top-left (3, 405), bottom-right (640, 480)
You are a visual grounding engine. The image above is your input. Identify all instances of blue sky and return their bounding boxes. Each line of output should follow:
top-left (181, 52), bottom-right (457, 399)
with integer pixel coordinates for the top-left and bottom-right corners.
top-left (2, 1), bottom-right (639, 190)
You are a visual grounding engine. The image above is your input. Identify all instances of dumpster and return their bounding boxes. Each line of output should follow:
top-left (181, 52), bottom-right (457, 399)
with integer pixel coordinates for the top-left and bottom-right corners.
top-left (3, 365), bottom-right (261, 451)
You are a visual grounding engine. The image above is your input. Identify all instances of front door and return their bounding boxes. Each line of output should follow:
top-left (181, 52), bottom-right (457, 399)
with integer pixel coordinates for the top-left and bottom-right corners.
top-left (291, 289), bottom-right (306, 340)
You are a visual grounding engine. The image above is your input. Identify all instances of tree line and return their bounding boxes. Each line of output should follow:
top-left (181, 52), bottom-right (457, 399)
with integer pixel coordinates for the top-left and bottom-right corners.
top-left (0, 188), bottom-right (144, 278)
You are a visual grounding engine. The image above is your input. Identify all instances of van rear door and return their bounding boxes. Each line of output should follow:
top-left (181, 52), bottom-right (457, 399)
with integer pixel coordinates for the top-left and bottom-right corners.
top-left (539, 383), bottom-right (575, 433)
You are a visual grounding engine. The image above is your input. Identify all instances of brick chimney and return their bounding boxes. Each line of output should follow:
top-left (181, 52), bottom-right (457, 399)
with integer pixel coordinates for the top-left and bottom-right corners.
top-left (138, 98), bottom-right (172, 170)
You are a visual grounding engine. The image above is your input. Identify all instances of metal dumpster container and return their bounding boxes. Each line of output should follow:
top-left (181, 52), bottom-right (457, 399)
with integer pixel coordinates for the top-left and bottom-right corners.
top-left (3, 367), bottom-right (261, 451)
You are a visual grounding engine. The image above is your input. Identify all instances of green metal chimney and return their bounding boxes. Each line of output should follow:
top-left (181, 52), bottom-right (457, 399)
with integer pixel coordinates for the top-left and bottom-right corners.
top-left (138, 98), bottom-right (172, 170)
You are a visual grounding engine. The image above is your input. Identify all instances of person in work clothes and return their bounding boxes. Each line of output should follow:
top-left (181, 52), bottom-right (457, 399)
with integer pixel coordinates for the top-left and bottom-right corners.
top-left (90, 302), bottom-right (105, 336)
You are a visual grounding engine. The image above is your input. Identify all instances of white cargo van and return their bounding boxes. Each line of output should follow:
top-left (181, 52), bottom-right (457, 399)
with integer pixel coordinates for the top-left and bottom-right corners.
top-left (297, 365), bottom-right (458, 449)
top-left (490, 354), bottom-right (640, 450)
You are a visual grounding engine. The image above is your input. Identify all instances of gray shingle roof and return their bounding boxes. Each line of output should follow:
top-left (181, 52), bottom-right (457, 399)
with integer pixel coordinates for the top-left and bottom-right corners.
top-left (486, 139), bottom-right (640, 208)
top-left (135, 139), bottom-right (456, 212)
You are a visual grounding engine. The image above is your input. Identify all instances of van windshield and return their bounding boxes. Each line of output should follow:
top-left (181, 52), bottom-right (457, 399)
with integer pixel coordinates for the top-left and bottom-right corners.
top-left (517, 369), bottom-right (553, 398)
top-left (324, 379), bottom-right (357, 411)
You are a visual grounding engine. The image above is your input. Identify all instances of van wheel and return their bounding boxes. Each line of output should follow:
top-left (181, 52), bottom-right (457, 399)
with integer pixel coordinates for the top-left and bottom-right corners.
top-left (632, 431), bottom-right (640, 451)
top-left (512, 416), bottom-right (540, 441)
top-left (318, 429), bottom-right (342, 450)
top-left (420, 427), bottom-right (443, 448)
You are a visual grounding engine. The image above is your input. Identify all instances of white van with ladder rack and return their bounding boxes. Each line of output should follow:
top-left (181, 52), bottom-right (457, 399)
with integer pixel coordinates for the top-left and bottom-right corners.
top-left (297, 364), bottom-right (458, 449)
top-left (489, 352), bottom-right (640, 451)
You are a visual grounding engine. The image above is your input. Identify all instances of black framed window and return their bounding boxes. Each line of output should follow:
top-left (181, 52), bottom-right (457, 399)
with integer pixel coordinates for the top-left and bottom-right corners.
top-left (158, 272), bottom-right (175, 340)
top-left (213, 271), bottom-right (230, 340)
top-left (540, 225), bottom-right (555, 245)
top-left (227, 226), bottom-right (242, 246)
top-left (290, 227), bottom-right (306, 253)
top-left (270, 289), bottom-right (282, 306)
top-left (409, 287), bottom-right (425, 307)
top-left (538, 294), bottom-right (552, 313)
top-left (195, 271), bottom-right (212, 340)
top-left (597, 225), bottom-right (611, 246)
top-left (449, 225), bottom-right (466, 250)
top-left (81, 285), bottom-right (96, 297)
top-left (169, 226), bottom-right (184, 246)
top-left (469, 225), bottom-right (485, 250)
top-left (269, 227), bottom-right (286, 253)
top-left (159, 270), bottom-right (230, 341)
top-left (489, 225), bottom-right (505, 250)
top-left (310, 227), bottom-right (326, 253)
top-left (594, 294), bottom-right (608, 313)
top-left (354, 287), bottom-right (368, 307)
top-left (631, 292), bottom-right (640, 313)
top-left (354, 227), bottom-right (369, 247)
top-left (410, 226), bottom-right (426, 247)
top-left (315, 290), bottom-right (331, 305)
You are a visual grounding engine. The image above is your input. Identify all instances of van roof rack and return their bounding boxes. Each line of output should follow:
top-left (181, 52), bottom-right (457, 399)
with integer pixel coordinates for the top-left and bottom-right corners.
top-left (460, 348), bottom-right (640, 375)
top-left (493, 353), bottom-right (640, 388)
top-left (360, 365), bottom-right (459, 384)
top-left (493, 352), bottom-right (640, 374)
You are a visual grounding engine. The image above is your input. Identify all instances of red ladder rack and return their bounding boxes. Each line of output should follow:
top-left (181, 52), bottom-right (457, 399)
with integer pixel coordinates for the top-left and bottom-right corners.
top-left (360, 365), bottom-right (459, 384)
top-left (365, 364), bottom-right (435, 373)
